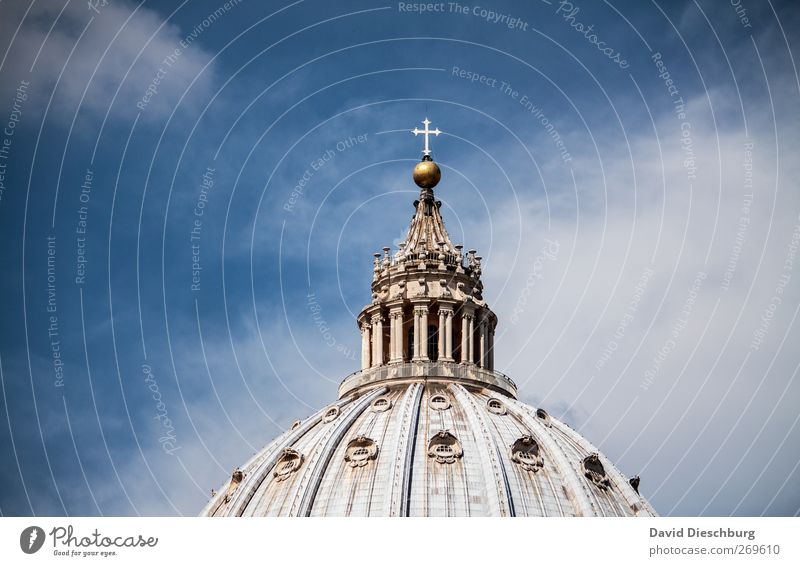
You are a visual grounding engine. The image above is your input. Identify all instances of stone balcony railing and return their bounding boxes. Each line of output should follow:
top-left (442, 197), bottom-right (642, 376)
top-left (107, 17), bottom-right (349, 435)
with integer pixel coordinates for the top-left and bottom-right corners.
top-left (338, 361), bottom-right (517, 399)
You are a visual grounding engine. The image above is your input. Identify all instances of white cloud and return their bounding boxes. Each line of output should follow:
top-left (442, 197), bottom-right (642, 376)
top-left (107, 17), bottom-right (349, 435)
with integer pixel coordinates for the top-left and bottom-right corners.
top-left (0, 1), bottom-right (216, 123)
top-left (476, 82), bottom-right (800, 515)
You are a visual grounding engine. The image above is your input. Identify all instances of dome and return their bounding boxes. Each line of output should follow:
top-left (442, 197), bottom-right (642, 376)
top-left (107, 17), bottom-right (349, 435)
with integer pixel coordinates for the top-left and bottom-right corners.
top-left (201, 365), bottom-right (655, 517)
top-left (201, 119), bottom-right (656, 517)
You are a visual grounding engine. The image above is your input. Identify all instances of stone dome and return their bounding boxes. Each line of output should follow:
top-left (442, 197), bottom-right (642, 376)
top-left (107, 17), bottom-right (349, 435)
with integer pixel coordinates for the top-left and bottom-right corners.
top-left (201, 119), bottom-right (656, 517)
top-left (202, 366), bottom-right (655, 517)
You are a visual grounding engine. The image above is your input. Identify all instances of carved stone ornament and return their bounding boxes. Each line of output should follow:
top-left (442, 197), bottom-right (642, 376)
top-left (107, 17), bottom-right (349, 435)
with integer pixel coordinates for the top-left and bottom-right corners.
top-left (224, 468), bottom-right (244, 502)
top-left (273, 448), bottom-right (304, 481)
top-left (439, 279), bottom-right (451, 297)
top-left (427, 430), bottom-right (463, 464)
top-left (344, 436), bottom-right (379, 468)
top-left (510, 436), bottom-right (544, 472)
top-left (582, 453), bottom-right (611, 490)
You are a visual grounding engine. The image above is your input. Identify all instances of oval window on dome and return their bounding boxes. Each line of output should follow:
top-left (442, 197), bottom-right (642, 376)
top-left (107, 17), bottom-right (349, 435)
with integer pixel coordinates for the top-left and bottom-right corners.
top-left (582, 453), bottom-right (611, 490)
top-left (371, 397), bottom-right (392, 412)
top-left (344, 436), bottom-right (378, 468)
top-left (486, 398), bottom-right (506, 415)
top-left (428, 394), bottom-right (451, 411)
top-left (510, 436), bottom-right (543, 472)
top-left (273, 448), bottom-right (304, 482)
top-left (536, 408), bottom-right (552, 427)
top-left (323, 406), bottom-right (340, 423)
top-left (290, 419), bottom-right (302, 431)
top-left (435, 444), bottom-right (454, 456)
top-left (427, 430), bottom-right (462, 464)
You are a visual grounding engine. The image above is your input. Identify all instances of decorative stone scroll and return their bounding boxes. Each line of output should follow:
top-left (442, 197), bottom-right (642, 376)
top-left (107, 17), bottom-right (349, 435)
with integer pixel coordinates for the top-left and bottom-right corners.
top-left (582, 453), bottom-right (611, 490)
top-left (427, 430), bottom-right (463, 464)
top-left (273, 448), bottom-right (304, 482)
top-left (344, 436), bottom-right (379, 468)
top-left (223, 468), bottom-right (244, 502)
top-left (510, 436), bottom-right (544, 472)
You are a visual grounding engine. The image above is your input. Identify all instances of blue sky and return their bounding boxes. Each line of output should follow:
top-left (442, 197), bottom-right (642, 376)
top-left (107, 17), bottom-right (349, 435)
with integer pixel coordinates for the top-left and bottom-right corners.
top-left (0, 0), bottom-right (798, 516)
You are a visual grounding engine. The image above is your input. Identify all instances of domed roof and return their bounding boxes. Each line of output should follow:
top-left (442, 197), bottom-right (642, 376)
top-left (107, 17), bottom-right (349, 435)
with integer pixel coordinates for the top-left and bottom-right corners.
top-left (201, 119), bottom-right (656, 517)
top-left (201, 363), bottom-right (655, 517)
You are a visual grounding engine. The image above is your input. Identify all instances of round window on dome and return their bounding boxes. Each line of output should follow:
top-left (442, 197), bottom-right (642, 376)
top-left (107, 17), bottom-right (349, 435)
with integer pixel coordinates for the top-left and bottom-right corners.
top-left (536, 408), bottom-right (552, 427)
top-left (371, 397), bottom-right (392, 412)
top-left (429, 394), bottom-right (451, 411)
top-left (486, 398), bottom-right (506, 415)
top-left (344, 436), bottom-right (378, 468)
top-left (323, 406), bottom-right (340, 422)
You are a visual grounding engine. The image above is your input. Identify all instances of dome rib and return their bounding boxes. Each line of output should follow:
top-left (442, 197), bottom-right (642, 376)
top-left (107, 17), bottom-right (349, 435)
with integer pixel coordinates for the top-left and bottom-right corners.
top-left (506, 398), bottom-right (597, 516)
top-left (545, 425), bottom-right (620, 517)
top-left (485, 394), bottom-right (572, 516)
top-left (385, 383), bottom-right (423, 516)
top-left (201, 401), bottom-right (329, 517)
top-left (451, 384), bottom-right (515, 516)
top-left (554, 417), bottom-right (655, 516)
top-left (295, 388), bottom-right (387, 516)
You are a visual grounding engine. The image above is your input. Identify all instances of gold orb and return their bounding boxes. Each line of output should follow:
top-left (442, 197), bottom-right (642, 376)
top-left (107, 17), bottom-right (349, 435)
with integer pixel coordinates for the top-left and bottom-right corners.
top-left (413, 159), bottom-right (441, 189)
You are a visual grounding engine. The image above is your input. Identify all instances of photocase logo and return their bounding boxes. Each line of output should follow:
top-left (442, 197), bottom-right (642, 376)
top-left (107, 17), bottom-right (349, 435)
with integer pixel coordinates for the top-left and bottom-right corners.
top-left (20, 526), bottom-right (45, 554)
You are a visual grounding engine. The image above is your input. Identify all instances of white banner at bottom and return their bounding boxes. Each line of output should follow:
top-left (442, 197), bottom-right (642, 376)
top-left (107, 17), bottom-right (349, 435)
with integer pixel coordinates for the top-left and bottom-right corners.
top-left (1, 517), bottom-right (797, 565)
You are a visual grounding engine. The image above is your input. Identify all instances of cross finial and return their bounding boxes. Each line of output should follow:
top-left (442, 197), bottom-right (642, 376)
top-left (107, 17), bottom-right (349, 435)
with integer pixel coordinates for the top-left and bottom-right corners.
top-left (412, 118), bottom-right (441, 158)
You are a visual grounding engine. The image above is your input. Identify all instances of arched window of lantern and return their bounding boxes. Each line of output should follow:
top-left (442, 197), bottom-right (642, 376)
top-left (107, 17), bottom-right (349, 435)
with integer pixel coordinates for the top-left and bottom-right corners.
top-left (427, 324), bottom-right (438, 361)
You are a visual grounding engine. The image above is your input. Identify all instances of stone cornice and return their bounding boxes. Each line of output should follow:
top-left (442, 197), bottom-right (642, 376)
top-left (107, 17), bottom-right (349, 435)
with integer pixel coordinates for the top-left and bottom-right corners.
top-left (338, 361), bottom-right (517, 399)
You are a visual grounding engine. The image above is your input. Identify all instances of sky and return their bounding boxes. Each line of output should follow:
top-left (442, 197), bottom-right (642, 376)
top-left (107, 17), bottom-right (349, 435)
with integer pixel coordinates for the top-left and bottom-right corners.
top-left (0, 0), bottom-right (798, 517)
